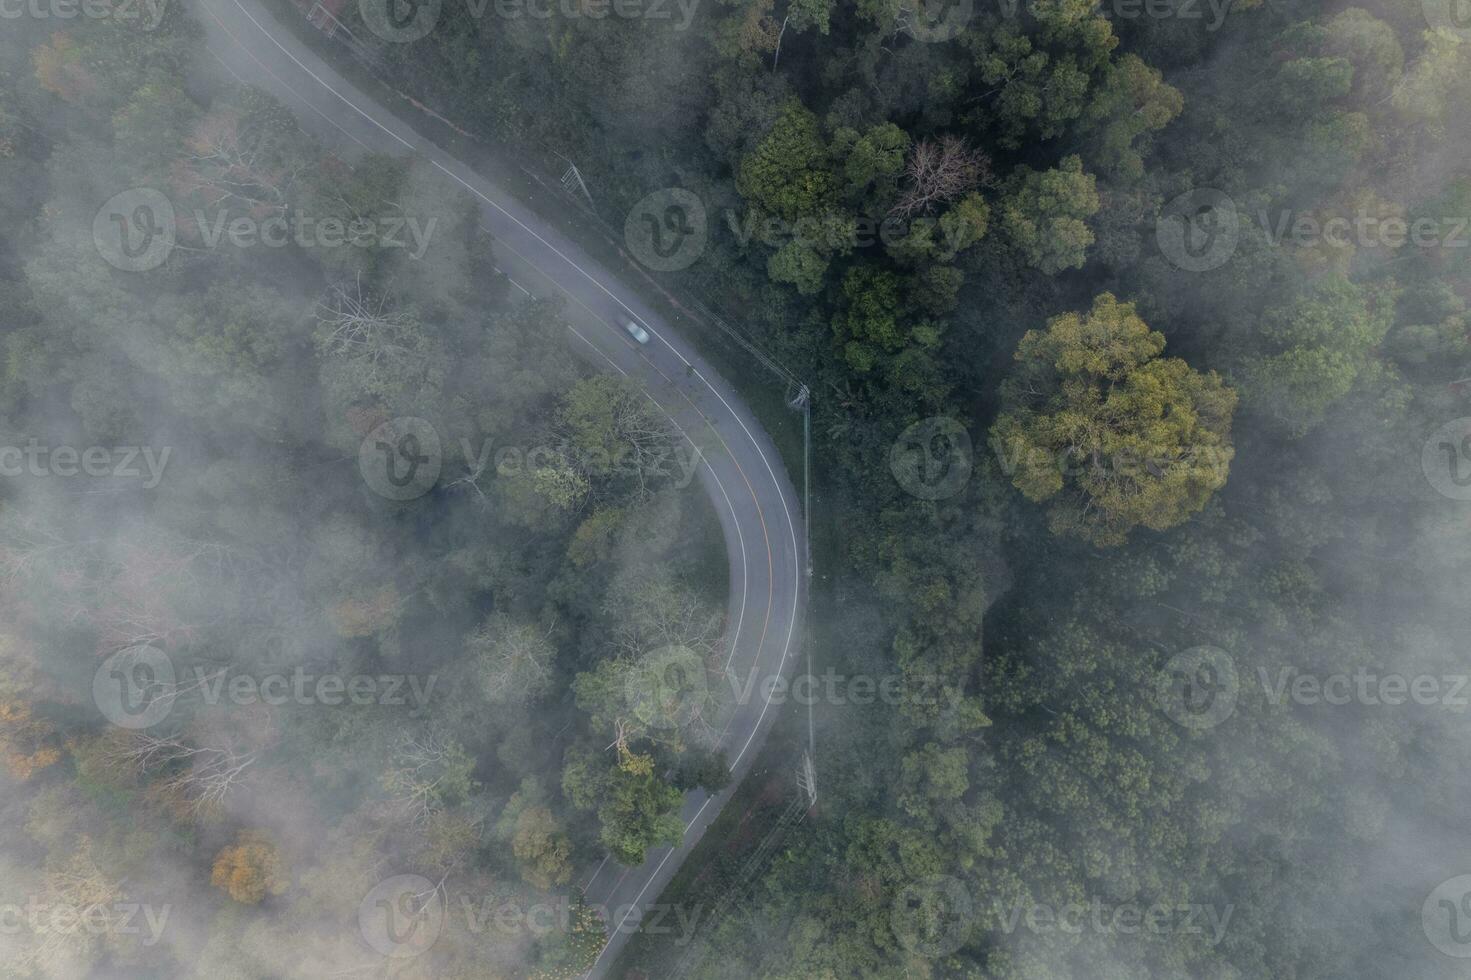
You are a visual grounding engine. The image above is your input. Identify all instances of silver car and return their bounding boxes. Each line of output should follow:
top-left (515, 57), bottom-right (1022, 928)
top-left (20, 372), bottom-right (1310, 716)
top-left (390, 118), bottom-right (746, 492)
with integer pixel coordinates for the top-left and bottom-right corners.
top-left (618, 314), bottom-right (650, 344)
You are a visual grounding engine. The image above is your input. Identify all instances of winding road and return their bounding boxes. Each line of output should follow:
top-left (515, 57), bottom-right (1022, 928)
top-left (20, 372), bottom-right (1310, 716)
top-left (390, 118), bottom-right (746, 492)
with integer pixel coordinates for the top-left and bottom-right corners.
top-left (192, 2), bottom-right (807, 974)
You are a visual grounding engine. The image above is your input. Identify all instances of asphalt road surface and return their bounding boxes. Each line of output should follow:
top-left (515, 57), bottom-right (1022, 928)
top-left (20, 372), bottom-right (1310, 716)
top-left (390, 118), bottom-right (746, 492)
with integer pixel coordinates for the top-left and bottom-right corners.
top-left (193, 2), bottom-right (808, 974)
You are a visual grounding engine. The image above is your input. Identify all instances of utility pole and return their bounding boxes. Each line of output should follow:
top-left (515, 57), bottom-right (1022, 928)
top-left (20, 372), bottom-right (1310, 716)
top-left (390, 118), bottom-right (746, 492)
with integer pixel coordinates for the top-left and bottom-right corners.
top-left (556, 156), bottom-right (593, 207)
top-left (798, 751), bottom-right (817, 806)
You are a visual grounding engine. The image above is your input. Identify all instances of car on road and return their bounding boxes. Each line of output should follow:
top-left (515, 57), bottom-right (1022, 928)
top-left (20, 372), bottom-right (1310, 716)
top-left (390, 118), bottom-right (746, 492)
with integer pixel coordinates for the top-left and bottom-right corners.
top-left (618, 314), bottom-right (650, 344)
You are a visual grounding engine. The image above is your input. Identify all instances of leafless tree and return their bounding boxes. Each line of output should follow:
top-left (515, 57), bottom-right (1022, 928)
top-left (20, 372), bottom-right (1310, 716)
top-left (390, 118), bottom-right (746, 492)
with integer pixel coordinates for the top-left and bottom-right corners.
top-left (172, 107), bottom-right (304, 219)
top-left (469, 614), bottom-right (557, 704)
top-left (611, 579), bottom-right (726, 663)
top-left (108, 727), bottom-right (258, 817)
top-left (11, 839), bottom-right (128, 974)
top-left (379, 730), bottom-right (470, 828)
top-left (890, 135), bottom-right (991, 218)
top-left (315, 276), bottom-right (425, 389)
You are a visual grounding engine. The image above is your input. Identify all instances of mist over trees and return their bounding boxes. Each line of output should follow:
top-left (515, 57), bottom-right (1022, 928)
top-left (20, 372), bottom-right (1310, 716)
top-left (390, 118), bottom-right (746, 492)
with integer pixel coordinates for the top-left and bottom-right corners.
top-left (2, 0), bottom-right (1471, 975)
top-left (0, 10), bottom-right (734, 978)
top-left (334, 0), bottom-right (1471, 976)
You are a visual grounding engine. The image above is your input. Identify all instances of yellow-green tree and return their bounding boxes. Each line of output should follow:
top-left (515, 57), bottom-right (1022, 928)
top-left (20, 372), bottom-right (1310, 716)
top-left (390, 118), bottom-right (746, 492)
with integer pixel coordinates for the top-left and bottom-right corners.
top-left (991, 293), bottom-right (1237, 546)
top-left (512, 806), bottom-right (573, 890)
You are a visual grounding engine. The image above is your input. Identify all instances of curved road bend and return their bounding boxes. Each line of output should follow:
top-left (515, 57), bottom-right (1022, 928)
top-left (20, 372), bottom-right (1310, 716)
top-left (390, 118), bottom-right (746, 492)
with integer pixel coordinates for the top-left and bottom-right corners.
top-left (192, 1), bottom-right (806, 974)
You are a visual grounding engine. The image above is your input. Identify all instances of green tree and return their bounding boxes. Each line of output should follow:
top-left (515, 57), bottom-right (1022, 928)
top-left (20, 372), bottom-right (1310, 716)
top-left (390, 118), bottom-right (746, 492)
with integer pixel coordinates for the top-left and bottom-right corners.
top-left (992, 293), bottom-right (1237, 546)
top-left (512, 806), bottom-right (574, 889)
top-left (997, 155), bottom-right (1099, 274)
top-left (1241, 274), bottom-right (1393, 435)
top-left (562, 747), bottom-right (684, 865)
top-left (736, 101), bottom-right (838, 224)
top-left (1084, 53), bottom-right (1183, 181)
